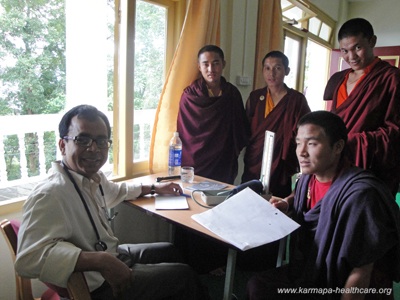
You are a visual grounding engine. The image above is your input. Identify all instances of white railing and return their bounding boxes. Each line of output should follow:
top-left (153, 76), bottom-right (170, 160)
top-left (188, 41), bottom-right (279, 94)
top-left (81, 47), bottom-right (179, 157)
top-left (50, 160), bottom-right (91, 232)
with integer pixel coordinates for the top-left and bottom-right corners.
top-left (0, 110), bottom-right (155, 188)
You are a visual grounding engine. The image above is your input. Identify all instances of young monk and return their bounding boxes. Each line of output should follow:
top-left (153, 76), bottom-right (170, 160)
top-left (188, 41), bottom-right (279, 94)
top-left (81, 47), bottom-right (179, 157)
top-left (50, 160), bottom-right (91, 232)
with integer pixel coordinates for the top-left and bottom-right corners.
top-left (324, 18), bottom-right (400, 196)
top-left (177, 45), bottom-right (248, 185)
top-left (247, 111), bottom-right (400, 299)
top-left (242, 50), bottom-right (310, 198)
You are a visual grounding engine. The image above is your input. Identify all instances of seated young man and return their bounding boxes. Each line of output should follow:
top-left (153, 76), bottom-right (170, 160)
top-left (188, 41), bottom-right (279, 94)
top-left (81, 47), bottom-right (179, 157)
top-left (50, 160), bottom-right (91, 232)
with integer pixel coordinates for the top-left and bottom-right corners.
top-left (247, 111), bottom-right (400, 299)
top-left (15, 104), bottom-right (207, 300)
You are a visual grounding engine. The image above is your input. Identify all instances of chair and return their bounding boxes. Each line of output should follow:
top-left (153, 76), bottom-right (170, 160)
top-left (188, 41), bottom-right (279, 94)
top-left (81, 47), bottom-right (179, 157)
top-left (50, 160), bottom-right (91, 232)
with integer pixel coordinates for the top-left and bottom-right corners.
top-left (0, 219), bottom-right (91, 300)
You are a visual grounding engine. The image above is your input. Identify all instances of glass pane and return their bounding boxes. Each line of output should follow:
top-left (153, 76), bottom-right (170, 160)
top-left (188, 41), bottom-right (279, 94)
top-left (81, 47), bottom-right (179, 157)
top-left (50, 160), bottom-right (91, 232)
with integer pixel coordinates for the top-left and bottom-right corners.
top-left (0, 0), bottom-right (67, 193)
top-left (309, 17), bottom-right (321, 36)
top-left (281, 0), bottom-right (303, 29)
top-left (281, 0), bottom-right (292, 10)
top-left (133, 0), bottom-right (166, 162)
top-left (304, 40), bottom-right (330, 111)
top-left (0, 0), bottom-right (113, 199)
top-left (284, 36), bottom-right (300, 90)
top-left (320, 23), bottom-right (332, 42)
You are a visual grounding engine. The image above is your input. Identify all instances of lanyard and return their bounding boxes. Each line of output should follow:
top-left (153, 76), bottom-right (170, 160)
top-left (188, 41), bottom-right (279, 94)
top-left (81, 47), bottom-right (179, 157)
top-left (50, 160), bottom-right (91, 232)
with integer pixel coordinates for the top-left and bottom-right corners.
top-left (62, 163), bottom-right (107, 251)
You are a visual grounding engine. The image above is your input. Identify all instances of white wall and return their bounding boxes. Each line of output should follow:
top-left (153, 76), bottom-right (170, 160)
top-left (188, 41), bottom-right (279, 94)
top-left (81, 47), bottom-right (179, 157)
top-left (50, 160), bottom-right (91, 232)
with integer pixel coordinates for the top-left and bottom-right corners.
top-left (221, 0), bottom-right (258, 103)
top-left (310, 0), bottom-right (342, 21)
top-left (220, 0), bottom-right (259, 184)
top-left (347, 0), bottom-right (400, 47)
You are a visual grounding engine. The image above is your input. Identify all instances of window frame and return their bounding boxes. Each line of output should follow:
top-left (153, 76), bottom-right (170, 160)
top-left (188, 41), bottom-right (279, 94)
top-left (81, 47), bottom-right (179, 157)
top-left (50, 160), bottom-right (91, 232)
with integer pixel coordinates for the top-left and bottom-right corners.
top-left (282, 0), bottom-right (336, 95)
top-left (0, 0), bottom-right (185, 212)
top-left (112, 0), bottom-right (185, 181)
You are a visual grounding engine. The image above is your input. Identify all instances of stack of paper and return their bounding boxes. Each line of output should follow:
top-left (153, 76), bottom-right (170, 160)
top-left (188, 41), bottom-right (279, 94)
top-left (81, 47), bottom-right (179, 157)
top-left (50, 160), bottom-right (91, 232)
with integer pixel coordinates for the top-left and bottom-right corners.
top-left (191, 188), bottom-right (300, 251)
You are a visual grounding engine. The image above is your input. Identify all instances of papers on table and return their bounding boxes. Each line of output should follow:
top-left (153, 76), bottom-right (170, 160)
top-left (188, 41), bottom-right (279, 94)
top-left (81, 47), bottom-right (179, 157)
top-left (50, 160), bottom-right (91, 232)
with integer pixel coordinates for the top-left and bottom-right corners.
top-left (191, 188), bottom-right (300, 251)
top-left (155, 195), bottom-right (189, 210)
top-left (186, 181), bottom-right (228, 191)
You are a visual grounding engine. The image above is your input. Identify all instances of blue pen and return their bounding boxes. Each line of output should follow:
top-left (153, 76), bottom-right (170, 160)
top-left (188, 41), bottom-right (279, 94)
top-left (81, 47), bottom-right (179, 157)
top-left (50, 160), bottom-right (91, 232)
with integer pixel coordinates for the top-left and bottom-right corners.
top-left (180, 193), bottom-right (191, 198)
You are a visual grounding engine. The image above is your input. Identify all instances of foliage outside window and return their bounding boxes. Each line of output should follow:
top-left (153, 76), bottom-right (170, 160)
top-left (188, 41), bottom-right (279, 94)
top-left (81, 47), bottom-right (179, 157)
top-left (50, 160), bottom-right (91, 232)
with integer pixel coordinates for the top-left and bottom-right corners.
top-left (133, 0), bottom-right (166, 161)
top-left (0, 0), bottom-right (66, 182)
top-left (0, 0), bottom-right (180, 202)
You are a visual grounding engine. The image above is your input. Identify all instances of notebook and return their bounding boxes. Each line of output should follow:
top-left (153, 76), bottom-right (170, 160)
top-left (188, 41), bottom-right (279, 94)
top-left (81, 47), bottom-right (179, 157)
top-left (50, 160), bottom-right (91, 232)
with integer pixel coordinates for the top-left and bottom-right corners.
top-left (155, 195), bottom-right (189, 210)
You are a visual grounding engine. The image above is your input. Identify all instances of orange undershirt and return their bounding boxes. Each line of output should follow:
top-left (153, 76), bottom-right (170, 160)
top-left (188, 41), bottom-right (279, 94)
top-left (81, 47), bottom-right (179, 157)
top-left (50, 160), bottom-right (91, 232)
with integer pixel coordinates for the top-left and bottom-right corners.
top-left (336, 57), bottom-right (379, 108)
top-left (264, 89), bottom-right (274, 118)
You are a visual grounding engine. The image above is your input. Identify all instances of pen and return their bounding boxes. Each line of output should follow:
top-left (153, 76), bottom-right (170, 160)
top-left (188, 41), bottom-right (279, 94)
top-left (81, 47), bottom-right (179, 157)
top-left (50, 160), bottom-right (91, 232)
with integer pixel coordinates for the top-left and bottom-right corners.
top-left (180, 193), bottom-right (191, 198)
top-left (156, 175), bottom-right (181, 182)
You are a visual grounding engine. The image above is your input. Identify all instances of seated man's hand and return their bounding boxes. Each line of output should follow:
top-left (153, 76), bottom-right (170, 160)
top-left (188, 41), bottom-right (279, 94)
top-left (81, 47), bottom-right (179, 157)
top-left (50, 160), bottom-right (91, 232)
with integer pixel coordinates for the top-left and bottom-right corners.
top-left (75, 251), bottom-right (133, 298)
top-left (157, 182), bottom-right (183, 195)
top-left (270, 196), bottom-right (289, 213)
top-left (99, 254), bottom-right (133, 298)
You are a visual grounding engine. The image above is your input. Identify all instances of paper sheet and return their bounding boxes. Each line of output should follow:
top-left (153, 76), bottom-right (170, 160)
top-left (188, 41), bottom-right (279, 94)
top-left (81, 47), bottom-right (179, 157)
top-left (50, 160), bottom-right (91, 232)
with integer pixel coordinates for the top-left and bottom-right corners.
top-left (191, 187), bottom-right (300, 251)
top-left (155, 195), bottom-right (189, 210)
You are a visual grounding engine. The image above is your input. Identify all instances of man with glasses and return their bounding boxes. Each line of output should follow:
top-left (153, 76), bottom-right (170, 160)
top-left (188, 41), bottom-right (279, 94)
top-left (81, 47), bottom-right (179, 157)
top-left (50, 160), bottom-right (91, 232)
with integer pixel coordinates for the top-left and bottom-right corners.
top-left (15, 105), bottom-right (208, 299)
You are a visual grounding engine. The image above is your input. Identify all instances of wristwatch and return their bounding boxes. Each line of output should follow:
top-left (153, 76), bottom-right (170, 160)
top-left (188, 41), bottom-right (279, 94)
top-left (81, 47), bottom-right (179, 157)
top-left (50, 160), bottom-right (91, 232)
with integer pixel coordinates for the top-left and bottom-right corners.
top-left (150, 184), bottom-right (156, 195)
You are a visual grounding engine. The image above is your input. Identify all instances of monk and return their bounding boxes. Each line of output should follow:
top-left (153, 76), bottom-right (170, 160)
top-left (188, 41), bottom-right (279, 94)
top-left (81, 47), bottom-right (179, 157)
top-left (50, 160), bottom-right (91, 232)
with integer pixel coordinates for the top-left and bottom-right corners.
top-left (324, 18), bottom-right (400, 196)
top-left (175, 45), bottom-right (249, 275)
top-left (242, 50), bottom-right (310, 197)
top-left (177, 45), bottom-right (248, 184)
top-left (247, 111), bottom-right (400, 299)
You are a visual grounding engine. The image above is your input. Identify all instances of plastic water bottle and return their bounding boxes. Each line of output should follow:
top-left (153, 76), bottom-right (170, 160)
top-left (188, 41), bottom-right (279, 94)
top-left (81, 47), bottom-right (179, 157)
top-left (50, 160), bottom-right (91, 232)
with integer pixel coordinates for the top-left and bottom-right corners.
top-left (168, 132), bottom-right (182, 176)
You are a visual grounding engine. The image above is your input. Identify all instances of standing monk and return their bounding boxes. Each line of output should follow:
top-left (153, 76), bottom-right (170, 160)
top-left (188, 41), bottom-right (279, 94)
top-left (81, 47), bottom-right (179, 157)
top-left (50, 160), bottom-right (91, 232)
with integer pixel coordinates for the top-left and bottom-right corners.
top-left (324, 18), bottom-right (400, 195)
top-left (242, 51), bottom-right (310, 197)
top-left (177, 45), bottom-right (248, 184)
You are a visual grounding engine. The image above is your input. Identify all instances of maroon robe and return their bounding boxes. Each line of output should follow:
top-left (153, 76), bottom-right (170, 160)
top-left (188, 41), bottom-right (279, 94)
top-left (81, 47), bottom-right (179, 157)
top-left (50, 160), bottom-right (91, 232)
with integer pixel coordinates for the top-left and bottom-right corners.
top-left (324, 59), bottom-right (400, 194)
top-left (177, 76), bottom-right (248, 184)
top-left (292, 167), bottom-right (400, 290)
top-left (242, 86), bottom-right (310, 197)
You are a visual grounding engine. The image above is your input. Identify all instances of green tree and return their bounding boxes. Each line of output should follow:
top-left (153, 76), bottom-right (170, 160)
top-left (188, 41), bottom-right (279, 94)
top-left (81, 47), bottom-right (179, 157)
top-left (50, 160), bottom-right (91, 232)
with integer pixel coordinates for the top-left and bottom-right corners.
top-left (132, 1), bottom-right (165, 160)
top-left (0, 0), bottom-right (66, 116)
top-left (134, 0), bottom-right (165, 110)
top-left (0, 0), bottom-right (66, 180)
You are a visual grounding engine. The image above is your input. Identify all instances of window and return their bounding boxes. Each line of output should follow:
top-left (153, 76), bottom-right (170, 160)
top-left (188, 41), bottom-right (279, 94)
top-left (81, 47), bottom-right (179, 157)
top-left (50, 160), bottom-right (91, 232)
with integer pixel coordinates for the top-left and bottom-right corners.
top-left (0, 0), bottom-right (70, 200)
top-left (133, 1), bottom-right (167, 162)
top-left (0, 0), bottom-right (184, 203)
top-left (283, 32), bottom-right (302, 90)
top-left (303, 40), bottom-right (330, 111)
top-left (113, 0), bottom-right (184, 179)
top-left (281, 0), bottom-right (336, 111)
top-left (281, 0), bottom-right (316, 28)
top-left (281, 0), bottom-right (334, 43)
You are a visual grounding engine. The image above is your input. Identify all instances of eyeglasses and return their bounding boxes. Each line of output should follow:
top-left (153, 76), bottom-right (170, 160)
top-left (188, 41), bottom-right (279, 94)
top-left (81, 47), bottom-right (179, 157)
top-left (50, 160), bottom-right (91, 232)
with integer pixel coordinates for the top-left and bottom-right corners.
top-left (63, 136), bottom-right (112, 149)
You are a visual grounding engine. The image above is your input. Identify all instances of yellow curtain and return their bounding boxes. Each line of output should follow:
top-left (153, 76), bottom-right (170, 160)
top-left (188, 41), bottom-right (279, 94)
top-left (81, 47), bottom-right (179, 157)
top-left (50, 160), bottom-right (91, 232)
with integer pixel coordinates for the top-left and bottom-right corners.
top-left (149, 0), bottom-right (220, 173)
top-left (253, 0), bottom-right (284, 90)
